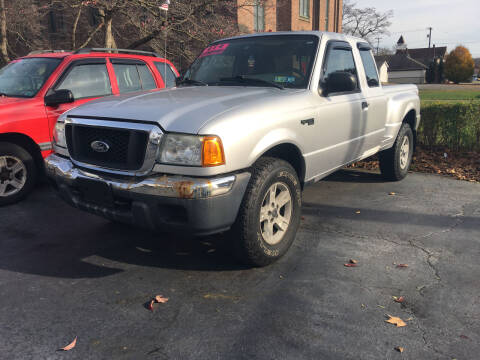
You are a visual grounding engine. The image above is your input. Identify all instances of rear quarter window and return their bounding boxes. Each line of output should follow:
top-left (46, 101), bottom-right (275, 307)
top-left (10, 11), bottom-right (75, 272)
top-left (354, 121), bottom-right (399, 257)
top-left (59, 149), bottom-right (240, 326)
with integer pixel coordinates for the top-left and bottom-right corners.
top-left (154, 62), bottom-right (177, 88)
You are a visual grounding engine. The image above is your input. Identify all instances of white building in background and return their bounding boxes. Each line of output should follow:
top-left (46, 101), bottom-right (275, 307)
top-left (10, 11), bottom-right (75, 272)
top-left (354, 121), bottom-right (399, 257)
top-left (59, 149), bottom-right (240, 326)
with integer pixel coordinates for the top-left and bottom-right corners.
top-left (375, 59), bottom-right (389, 83)
top-left (374, 36), bottom-right (438, 85)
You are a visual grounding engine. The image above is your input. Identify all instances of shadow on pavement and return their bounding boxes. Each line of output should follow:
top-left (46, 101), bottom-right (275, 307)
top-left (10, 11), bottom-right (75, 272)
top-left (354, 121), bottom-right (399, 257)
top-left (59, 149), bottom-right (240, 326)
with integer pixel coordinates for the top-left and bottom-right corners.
top-left (324, 168), bottom-right (385, 183)
top-left (0, 170), bottom-right (477, 280)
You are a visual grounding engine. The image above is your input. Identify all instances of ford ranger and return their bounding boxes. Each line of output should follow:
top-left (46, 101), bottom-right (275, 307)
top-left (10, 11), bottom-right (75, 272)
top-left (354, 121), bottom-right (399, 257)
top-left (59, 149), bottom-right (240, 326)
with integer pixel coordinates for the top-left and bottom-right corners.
top-left (45, 32), bottom-right (421, 266)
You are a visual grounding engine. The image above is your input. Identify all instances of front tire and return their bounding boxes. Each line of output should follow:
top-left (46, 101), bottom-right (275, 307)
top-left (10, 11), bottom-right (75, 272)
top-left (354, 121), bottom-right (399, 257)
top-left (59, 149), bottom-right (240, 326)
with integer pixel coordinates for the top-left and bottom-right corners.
top-left (231, 157), bottom-right (302, 267)
top-left (379, 123), bottom-right (414, 181)
top-left (0, 142), bottom-right (37, 206)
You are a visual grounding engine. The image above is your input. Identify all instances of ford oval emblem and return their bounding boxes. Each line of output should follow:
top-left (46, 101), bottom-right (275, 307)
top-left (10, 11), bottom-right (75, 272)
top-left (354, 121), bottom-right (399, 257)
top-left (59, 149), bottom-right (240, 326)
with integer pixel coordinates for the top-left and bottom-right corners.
top-left (90, 140), bottom-right (110, 153)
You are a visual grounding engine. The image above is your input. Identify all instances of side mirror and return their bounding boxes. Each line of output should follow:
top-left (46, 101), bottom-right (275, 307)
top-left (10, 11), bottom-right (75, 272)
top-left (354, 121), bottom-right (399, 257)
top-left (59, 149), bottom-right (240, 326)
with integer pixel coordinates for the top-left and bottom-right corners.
top-left (323, 71), bottom-right (357, 96)
top-left (175, 76), bottom-right (183, 87)
top-left (367, 78), bottom-right (379, 87)
top-left (45, 89), bottom-right (74, 107)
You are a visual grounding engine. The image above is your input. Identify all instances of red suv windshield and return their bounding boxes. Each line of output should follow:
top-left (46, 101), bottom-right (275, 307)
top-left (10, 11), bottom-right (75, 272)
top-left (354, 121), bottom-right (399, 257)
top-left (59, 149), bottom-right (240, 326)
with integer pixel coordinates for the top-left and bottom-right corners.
top-left (0, 57), bottom-right (62, 98)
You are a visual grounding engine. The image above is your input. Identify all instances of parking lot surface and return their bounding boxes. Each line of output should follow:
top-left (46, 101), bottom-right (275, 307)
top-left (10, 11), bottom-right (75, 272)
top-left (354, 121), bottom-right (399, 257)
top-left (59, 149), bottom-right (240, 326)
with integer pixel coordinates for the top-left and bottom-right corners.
top-left (1, 170), bottom-right (479, 359)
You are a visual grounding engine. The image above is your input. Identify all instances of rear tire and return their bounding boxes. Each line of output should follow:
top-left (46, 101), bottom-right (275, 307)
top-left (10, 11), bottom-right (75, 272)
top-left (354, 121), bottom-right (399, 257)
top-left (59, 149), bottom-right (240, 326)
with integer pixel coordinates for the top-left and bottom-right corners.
top-left (231, 157), bottom-right (302, 267)
top-left (379, 123), bottom-right (414, 181)
top-left (0, 142), bottom-right (37, 206)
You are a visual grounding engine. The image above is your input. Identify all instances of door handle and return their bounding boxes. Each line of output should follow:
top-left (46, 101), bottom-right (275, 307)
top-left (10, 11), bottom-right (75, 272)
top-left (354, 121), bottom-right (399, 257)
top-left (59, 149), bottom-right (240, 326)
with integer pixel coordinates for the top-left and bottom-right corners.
top-left (362, 101), bottom-right (369, 110)
top-left (301, 118), bottom-right (315, 126)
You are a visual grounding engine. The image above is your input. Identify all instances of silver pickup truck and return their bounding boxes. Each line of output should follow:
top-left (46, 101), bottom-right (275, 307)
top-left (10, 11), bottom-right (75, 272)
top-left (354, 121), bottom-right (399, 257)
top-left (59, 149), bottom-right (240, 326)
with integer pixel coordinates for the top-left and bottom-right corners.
top-left (45, 32), bottom-right (420, 266)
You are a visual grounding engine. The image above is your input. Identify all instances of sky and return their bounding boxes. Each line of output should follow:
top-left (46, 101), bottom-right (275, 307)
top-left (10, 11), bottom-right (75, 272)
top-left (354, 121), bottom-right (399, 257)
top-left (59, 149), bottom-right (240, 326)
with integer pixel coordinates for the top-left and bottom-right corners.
top-left (356, 0), bottom-right (480, 57)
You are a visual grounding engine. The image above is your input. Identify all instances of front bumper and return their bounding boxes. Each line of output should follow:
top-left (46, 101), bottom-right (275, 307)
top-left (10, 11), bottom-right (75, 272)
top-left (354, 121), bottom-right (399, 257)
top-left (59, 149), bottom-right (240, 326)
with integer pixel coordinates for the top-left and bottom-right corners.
top-left (45, 154), bottom-right (251, 235)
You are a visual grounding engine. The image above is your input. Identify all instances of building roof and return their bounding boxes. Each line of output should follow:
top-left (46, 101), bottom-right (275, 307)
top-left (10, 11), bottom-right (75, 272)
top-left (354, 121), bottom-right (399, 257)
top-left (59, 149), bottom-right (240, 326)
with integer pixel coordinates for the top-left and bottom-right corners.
top-left (375, 58), bottom-right (388, 68)
top-left (407, 46), bottom-right (447, 66)
top-left (407, 46), bottom-right (447, 59)
top-left (375, 54), bottom-right (428, 72)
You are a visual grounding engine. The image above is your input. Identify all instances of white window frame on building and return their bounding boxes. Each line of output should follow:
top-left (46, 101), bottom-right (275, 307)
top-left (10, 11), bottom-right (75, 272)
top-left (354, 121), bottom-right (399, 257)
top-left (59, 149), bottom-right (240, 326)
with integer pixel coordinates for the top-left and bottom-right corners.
top-left (299, 0), bottom-right (310, 19)
top-left (254, 0), bottom-right (265, 32)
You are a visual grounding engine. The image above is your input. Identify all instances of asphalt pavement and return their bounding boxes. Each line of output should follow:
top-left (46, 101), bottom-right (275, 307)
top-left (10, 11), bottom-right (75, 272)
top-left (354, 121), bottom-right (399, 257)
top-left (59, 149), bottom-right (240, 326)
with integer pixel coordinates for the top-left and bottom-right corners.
top-left (0, 170), bottom-right (479, 360)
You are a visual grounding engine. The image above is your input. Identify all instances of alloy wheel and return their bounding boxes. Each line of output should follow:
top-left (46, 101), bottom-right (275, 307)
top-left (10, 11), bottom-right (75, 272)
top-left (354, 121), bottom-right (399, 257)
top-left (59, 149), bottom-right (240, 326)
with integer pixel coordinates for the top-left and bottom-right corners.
top-left (0, 156), bottom-right (27, 197)
top-left (259, 182), bottom-right (292, 245)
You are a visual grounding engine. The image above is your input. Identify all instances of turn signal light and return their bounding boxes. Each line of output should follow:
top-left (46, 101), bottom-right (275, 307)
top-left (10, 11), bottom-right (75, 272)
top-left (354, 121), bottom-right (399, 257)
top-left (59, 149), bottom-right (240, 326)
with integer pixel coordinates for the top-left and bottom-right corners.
top-left (202, 136), bottom-right (225, 167)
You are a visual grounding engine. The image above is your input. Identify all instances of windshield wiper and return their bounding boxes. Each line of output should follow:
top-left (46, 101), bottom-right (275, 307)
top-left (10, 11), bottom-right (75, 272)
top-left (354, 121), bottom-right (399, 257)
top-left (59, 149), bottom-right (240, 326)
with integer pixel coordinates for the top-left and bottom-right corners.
top-left (177, 78), bottom-right (208, 87)
top-left (219, 76), bottom-right (284, 90)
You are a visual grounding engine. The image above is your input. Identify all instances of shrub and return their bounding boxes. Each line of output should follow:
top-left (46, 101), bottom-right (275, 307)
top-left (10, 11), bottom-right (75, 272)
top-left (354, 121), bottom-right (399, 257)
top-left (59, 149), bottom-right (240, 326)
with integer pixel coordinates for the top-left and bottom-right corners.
top-left (418, 101), bottom-right (480, 151)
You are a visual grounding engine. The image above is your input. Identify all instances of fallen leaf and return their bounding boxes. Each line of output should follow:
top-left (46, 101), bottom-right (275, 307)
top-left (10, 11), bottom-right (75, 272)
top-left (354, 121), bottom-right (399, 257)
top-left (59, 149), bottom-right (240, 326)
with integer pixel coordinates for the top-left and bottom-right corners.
top-left (60, 337), bottom-right (77, 351)
top-left (377, 305), bottom-right (385, 309)
top-left (396, 264), bottom-right (409, 268)
top-left (395, 346), bottom-right (404, 353)
top-left (405, 317), bottom-right (413, 321)
top-left (344, 263), bottom-right (357, 267)
top-left (147, 299), bottom-right (155, 311)
top-left (154, 295), bottom-right (169, 304)
top-left (355, 210), bottom-right (361, 214)
top-left (349, 259), bottom-right (358, 264)
top-left (460, 334), bottom-right (470, 340)
top-left (385, 315), bottom-right (407, 327)
top-left (389, 192), bottom-right (396, 196)
top-left (394, 296), bottom-right (405, 303)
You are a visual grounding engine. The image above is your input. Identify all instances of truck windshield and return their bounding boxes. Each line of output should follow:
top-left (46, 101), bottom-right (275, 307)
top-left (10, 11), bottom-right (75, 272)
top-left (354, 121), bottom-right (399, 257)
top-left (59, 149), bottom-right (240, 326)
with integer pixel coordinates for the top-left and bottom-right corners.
top-left (183, 35), bottom-right (319, 89)
top-left (0, 58), bottom-right (62, 98)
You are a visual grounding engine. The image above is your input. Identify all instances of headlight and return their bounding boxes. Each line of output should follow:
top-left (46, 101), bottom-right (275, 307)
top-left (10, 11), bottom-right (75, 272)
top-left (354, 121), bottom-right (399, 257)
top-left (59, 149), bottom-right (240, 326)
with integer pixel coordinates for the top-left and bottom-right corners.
top-left (53, 121), bottom-right (67, 149)
top-left (158, 134), bottom-right (225, 167)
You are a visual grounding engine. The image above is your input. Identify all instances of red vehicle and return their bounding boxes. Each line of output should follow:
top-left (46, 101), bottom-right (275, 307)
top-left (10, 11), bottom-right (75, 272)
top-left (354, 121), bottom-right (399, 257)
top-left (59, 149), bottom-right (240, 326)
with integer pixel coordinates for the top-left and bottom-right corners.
top-left (0, 48), bottom-right (179, 205)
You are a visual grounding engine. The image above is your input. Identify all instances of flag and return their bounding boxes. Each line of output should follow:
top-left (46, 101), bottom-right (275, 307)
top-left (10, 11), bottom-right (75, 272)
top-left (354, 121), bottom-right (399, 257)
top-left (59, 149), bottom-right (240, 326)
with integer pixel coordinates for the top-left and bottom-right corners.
top-left (160, 0), bottom-right (170, 11)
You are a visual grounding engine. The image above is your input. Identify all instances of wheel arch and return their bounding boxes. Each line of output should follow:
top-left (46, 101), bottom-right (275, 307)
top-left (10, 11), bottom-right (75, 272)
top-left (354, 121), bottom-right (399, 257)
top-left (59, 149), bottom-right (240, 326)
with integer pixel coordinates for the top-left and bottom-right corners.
top-left (256, 143), bottom-right (306, 188)
top-left (402, 109), bottom-right (417, 149)
top-left (0, 133), bottom-right (44, 172)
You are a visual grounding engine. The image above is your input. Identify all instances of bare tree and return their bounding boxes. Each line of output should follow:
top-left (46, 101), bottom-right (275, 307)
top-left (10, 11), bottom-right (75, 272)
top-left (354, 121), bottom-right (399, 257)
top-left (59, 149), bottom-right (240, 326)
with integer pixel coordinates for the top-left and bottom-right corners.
top-left (0, 0), bottom-right (8, 64)
top-left (342, 0), bottom-right (393, 42)
top-left (0, 0), bottom-right (47, 63)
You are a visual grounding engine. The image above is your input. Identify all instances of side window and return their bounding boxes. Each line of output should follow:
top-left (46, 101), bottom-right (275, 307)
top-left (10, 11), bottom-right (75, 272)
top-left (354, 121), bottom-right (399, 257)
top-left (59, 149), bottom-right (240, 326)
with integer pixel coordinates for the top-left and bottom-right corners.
top-left (359, 48), bottom-right (380, 87)
top-left (56, 63), bottom-right (111, 99)
top-left (155, 62), bottom-right (177, 88)
top-left (137, 65), bottom-right (157, 90)
top-left (113, 63), bottom-right (157, 94)
top-left (321, 43), bottom-right (359, 95)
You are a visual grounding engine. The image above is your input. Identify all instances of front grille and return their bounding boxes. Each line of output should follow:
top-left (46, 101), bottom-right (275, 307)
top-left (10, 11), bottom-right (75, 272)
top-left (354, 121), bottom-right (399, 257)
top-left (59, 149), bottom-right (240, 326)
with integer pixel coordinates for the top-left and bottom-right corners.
top-left (66, 124), bottom-right (149, 171)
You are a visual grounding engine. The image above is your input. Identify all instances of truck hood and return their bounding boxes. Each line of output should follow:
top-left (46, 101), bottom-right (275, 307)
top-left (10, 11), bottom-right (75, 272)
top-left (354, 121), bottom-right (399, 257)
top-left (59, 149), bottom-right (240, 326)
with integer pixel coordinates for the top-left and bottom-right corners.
top-left (67, 86), bottom-right (300, 133)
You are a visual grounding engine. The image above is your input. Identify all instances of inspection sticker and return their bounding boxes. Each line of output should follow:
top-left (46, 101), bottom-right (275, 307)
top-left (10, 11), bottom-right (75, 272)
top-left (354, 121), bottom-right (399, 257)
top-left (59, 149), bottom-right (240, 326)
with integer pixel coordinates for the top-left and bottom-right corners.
top-left (274, 76), bottom-right (295, 83)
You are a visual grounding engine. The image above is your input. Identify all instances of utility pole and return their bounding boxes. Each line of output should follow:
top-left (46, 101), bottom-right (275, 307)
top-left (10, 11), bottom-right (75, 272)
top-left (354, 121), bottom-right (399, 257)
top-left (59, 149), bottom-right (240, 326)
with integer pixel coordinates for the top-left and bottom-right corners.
top-left (376, 37), bottom-right (381, 55)
top-left (427, 27), bottom-right (433, 48)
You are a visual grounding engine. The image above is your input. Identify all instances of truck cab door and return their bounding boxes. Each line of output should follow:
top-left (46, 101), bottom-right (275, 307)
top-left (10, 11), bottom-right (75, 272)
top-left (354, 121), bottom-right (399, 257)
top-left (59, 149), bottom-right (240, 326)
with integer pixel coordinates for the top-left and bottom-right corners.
top-left (45, 59), bottom-right (114, 139)
top-left (355, 44), bottom-right (387, 156)
top-left (307, 41), bottom-right (365, 180)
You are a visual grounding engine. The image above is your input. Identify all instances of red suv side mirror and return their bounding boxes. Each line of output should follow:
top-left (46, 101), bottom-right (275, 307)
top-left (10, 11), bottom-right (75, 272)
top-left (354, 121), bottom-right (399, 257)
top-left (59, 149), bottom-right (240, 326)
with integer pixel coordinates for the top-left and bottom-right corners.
top-left (45, 89), bottom-right (75, 107)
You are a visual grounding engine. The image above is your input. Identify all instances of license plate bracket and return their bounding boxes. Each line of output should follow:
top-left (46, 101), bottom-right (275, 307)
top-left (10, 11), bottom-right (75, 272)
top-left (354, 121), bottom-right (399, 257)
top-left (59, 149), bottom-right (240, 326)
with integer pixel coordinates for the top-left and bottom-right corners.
top-left (76, 178), bottom-right (114, 207)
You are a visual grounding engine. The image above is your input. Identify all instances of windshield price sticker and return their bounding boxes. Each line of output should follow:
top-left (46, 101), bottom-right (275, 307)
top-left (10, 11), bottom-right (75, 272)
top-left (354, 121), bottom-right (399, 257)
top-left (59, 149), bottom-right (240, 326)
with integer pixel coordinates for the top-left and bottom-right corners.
top-left (199, 43), bottom-right (230, 58)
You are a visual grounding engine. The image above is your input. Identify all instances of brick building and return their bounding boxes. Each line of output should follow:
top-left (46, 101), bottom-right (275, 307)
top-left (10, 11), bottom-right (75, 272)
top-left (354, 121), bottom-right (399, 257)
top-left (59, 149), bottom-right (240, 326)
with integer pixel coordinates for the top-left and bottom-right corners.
top-left (237, 0), bottom-right (343, 34)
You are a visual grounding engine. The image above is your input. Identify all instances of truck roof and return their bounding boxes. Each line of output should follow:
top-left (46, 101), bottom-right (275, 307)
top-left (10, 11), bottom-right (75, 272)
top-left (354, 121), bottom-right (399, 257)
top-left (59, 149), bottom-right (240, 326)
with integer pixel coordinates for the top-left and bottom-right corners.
top-left (214, 31), bottom-right (365, 44)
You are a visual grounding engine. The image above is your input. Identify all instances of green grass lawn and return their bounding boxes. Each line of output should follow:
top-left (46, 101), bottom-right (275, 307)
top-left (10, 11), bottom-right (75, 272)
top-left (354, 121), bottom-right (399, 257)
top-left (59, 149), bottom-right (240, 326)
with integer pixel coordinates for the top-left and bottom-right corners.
top-left (420, 90), bottom-right (480, 101)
